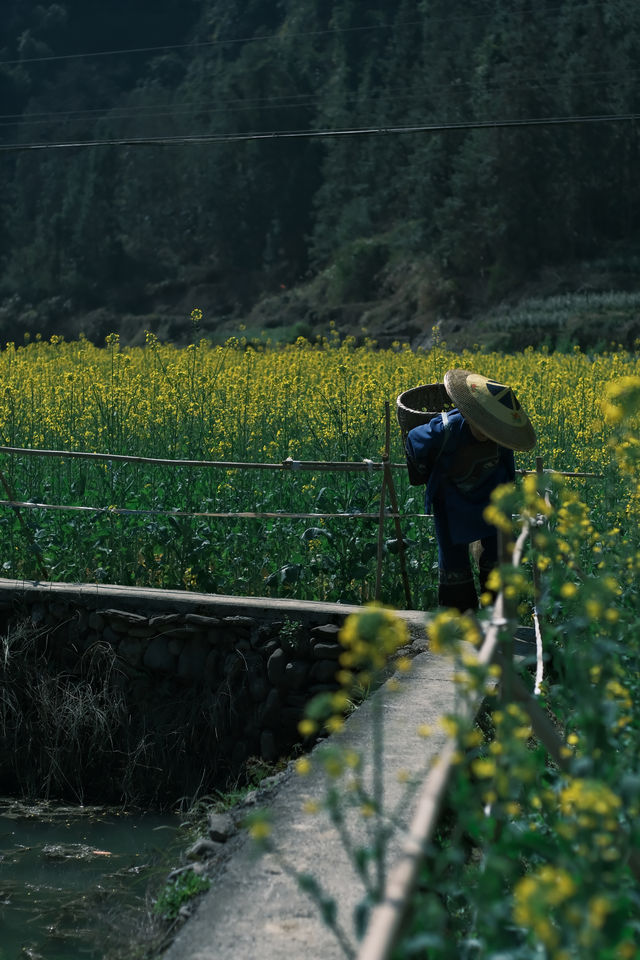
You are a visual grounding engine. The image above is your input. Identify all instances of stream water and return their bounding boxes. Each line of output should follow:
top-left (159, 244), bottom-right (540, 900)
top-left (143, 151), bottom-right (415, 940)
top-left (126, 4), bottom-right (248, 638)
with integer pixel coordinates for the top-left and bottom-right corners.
top-left (0, 798), bottom-right (182, 960)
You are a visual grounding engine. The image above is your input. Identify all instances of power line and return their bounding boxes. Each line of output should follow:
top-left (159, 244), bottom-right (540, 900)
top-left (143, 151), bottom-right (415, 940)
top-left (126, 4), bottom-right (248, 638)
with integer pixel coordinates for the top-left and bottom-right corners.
top-left (0, 112), bottom-right (638, 154)
top-left (0, 2), bottom-right (611, 68)
top-left (1, 65), bottom-right (637, 131)
top-left (0, 90), bottom-right (317, 124)
top-left (0, 18), bottom-right (432, 67)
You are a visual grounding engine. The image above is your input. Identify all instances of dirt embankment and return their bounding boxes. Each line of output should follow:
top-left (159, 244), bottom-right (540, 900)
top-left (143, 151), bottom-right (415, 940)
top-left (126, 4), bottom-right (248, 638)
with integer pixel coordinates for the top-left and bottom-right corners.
top-left (3, 254), bottom-right (639, 352)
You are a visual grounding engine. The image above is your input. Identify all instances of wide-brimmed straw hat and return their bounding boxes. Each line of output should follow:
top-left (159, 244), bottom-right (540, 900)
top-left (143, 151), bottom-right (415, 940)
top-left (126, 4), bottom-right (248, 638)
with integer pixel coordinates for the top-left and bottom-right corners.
top-left (443, 368), bottom-right (536, 451)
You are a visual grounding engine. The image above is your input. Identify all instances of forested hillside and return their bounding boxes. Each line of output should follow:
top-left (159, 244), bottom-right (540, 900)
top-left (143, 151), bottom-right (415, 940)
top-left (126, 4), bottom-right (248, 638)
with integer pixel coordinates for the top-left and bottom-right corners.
top-left (1, 0), bottom-right (639, 346)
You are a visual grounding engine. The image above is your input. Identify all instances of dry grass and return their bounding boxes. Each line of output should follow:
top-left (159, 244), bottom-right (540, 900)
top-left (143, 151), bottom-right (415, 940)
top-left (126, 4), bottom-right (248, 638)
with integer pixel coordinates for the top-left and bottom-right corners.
top-left (0, 619), bottom-right (234, 806)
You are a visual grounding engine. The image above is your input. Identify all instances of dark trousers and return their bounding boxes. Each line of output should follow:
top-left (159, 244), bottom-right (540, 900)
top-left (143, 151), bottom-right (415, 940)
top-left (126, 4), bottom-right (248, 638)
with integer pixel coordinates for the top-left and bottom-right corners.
top-left (434, 506), bottom-right (498, 611)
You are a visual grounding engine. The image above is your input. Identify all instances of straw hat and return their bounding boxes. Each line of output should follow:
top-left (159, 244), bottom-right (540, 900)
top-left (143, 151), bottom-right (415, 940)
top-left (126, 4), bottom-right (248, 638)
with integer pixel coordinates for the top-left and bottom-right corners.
top-left (443, 368), bottom-right (536, 451)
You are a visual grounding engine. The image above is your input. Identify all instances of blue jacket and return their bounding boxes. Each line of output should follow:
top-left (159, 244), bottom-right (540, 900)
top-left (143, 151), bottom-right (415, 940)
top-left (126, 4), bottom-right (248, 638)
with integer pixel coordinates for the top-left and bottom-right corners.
top-left (405, 410), bottom-right (515, 543)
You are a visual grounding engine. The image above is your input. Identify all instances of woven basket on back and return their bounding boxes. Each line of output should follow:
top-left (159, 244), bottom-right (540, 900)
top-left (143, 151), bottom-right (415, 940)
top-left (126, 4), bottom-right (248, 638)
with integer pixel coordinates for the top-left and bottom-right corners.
top-left (396, 382), bottom-right (451, 443)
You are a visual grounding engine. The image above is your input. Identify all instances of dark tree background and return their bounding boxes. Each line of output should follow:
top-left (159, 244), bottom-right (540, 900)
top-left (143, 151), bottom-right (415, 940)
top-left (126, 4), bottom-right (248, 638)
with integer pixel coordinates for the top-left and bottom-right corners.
top-left (1, 0), bottom-right (639, 342)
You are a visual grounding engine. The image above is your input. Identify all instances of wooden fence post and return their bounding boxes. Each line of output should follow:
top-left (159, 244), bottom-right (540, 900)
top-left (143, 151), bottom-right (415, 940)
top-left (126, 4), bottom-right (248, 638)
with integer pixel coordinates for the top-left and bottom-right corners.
top-left (375, 403), bottom-right (413, 610)
top-left (384, 458), bottom-right (412, 610)
top-left (374, 470), bottom-right (387, 602)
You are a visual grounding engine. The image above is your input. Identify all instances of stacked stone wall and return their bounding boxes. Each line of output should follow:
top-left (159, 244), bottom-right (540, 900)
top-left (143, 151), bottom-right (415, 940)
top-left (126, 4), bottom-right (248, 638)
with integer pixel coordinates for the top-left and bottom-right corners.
top-left (0, 581), bottom-right (363, 804)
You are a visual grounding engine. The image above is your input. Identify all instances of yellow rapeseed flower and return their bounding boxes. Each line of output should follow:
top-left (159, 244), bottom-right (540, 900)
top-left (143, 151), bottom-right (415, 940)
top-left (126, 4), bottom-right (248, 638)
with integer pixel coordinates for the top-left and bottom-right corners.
top-left (298, 719), bottom-right (317, 737)
top-left (325, 715), bottom-right (345, 734)
top-left (560, 582), bottom-right (579, 598)
top-left (295, 756), bottom-right (312, 776)
top-left (471, 758), bottom-right (496, 778)
top-left (248, 819), bottom-right (272, 841)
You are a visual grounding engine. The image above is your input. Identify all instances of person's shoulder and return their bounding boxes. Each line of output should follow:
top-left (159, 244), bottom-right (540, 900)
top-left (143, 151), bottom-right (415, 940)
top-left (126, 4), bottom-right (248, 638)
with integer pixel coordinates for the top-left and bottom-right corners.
top-left (409, 409), bottom-right (461, 439)
top-left (438, 408), bottom-right (465, 440)
top-left (408, 415), bottom-right (440, 446)
top-left (442, 409), bottom-right (463, 427)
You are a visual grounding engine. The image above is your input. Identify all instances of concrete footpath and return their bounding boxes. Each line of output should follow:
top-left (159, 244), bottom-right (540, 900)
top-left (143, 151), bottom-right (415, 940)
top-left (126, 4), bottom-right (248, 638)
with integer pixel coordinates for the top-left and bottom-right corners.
top-left (162, 610), bottom-right (460, 960)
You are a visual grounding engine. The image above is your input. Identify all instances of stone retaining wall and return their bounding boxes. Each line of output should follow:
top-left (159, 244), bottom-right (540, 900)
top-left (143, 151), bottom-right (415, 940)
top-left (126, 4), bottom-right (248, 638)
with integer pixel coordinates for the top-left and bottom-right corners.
top-left (1, 580), bottom-right (403, 804)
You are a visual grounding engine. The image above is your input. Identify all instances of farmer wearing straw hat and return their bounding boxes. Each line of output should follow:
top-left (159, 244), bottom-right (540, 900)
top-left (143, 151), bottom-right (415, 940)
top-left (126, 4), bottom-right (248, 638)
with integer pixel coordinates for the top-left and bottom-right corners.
top-left (405, 369), bottom-right (536, 612)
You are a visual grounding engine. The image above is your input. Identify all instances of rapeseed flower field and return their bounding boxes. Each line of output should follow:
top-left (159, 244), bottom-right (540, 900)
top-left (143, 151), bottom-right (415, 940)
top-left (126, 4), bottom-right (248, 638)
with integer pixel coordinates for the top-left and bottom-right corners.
top-left (1, 331), bottom-right (638, 956)
top-left (0, 332), bottom-right (637, 605)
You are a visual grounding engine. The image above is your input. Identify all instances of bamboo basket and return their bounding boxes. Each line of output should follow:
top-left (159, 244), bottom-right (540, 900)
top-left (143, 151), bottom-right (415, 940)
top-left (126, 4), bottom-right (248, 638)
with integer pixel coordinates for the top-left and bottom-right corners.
top-left (395, 382), bottom-right (451, 443)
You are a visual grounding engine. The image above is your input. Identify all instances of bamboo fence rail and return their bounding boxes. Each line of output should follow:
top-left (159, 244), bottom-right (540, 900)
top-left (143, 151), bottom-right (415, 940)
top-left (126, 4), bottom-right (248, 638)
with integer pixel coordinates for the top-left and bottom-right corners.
top-left (0, 444), bottom-right (604, 478)
top-left (0, 501), bottom-right (407, 521)
top-left (0, 422), bottom-right (604, 606)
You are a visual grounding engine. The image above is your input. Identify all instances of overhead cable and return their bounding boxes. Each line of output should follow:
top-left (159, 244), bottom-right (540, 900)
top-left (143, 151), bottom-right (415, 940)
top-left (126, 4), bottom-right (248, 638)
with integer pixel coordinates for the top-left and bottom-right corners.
top-left (0, 3), bottom-right (591, 68)
top-left (1, 112), bottom-right (639, 154)
top-left (1, 66), bottom-right (638, 130)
